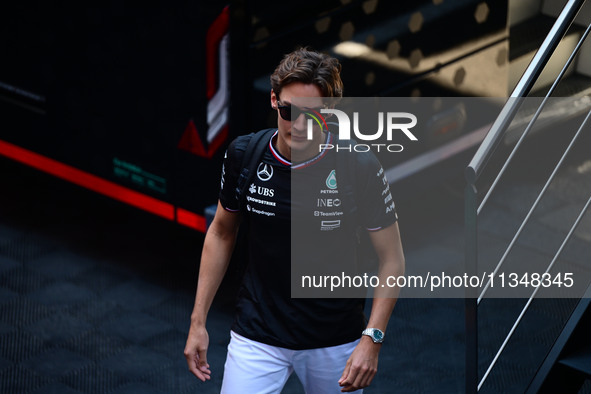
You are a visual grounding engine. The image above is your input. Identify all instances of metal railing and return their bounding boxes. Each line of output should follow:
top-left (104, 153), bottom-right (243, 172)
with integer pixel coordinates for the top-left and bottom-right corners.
top-left (464, 0), bottom-right (590, 392)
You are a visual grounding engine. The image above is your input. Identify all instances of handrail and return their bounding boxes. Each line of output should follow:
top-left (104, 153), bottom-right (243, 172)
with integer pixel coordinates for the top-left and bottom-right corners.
top-left (477, 21), bottom-right (591, 216)
top-left (465, 0), bottom-right (585, 185)
top-left (465, 0), bottom-right (590, 392)
top-left (478, 105), bottom-right (591, 303)
top-left (475, 19), bottom-right (591, 303)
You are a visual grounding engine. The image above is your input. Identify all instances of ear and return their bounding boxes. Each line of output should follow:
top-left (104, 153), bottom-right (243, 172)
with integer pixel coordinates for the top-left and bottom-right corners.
top-left (270, 89), bottom-right (278, 109)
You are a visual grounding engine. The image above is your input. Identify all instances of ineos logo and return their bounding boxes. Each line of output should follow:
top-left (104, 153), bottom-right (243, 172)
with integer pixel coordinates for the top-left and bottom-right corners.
top-left (317, 198), bottom-right (341, 207)
top-left (257, 163), bottom-right (273, 181)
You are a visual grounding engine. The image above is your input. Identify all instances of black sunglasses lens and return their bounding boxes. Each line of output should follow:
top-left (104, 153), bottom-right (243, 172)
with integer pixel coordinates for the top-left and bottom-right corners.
top-left (279, 106), bottom-right (306, 121)
top-left (278, 106), bottom-right (291, 121)
top-left (278, 105), bottom-right (320, 121)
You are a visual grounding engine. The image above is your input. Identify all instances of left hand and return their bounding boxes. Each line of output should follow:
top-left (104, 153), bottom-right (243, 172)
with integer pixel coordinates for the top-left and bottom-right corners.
top-left (338, 336), bottom-right (381, 392)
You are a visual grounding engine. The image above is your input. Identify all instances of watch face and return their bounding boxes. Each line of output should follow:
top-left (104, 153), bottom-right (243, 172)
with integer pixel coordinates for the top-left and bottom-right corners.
top-left (363, 328), bottom-right (384, 343)
top-left (373, 330), bottom-right (384, 341)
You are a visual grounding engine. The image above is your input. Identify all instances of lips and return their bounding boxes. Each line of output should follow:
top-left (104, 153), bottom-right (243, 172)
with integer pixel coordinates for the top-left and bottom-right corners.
top-left (290, 133), bottom-right (307, 142)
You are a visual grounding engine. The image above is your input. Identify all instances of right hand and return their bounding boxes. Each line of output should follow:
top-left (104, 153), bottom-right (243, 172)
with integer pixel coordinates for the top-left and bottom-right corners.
top-left (184, 323), bottom-right (212, 381)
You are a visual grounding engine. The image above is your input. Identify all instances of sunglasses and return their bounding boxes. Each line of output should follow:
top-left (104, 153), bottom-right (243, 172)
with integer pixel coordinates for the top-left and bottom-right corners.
top-left (276, 102), bottom-right (326, 122)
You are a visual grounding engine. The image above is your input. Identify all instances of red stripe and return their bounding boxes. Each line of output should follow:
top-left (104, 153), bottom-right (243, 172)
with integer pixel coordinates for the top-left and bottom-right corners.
top-left (269, 131), bottom-right (291, 166)
top-left (0, 138), bottom-right (208, 232)
top-left (309, 109), bottom-right (329, 132)
top-left (0, 139), bottom-right (174, 220)
top-left (204, 124), bottom-right (229, 159)
top-left (176, 208), bottom-right (207, 232)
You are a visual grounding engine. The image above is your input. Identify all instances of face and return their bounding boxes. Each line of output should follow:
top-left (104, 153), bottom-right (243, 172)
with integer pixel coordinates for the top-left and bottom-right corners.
top-left (270, 82), bottom-right (326, 162)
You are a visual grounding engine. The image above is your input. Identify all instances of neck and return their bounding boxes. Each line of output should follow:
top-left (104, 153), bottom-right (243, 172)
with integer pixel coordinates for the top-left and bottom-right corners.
top-left (275, 131), bottom-right (327, 164)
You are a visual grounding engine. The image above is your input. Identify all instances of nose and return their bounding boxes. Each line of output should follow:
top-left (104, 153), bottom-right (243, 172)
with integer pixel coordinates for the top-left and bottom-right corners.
top-left (292, 112), bottom-right (307, 132)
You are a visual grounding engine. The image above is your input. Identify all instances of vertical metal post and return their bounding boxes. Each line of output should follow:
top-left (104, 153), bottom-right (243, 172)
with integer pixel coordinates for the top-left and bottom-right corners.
top-left (465, 182), bottom-right (478, 393)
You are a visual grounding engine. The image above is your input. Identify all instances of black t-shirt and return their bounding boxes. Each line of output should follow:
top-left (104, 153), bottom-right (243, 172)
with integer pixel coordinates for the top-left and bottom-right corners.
top-left (219, 130), bottom-right (397, 349)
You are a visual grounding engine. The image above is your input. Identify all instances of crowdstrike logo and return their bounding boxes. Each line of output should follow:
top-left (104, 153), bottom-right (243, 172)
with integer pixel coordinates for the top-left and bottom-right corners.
top-left (306, 108), bottom-right (418, 153)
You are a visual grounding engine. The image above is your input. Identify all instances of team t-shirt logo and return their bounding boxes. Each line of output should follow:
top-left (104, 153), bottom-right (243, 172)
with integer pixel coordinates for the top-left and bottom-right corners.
top-left (257, 162), bottom-right (273, 181)
top-left (326, 170), bottom-right (337, 189)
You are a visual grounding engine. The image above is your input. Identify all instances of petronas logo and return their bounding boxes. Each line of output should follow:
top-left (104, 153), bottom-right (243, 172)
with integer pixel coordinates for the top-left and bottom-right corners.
top-left (326, 170), bottom-right (337, 189)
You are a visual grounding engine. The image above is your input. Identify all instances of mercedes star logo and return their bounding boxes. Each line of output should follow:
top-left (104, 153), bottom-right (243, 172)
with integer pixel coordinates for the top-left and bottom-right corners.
top-left (256, 162), bottom-right (273, 181)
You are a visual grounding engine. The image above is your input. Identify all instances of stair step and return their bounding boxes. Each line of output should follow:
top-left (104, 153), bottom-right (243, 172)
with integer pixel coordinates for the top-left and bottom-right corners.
top-left (559, 344), bottom-right (591, 379)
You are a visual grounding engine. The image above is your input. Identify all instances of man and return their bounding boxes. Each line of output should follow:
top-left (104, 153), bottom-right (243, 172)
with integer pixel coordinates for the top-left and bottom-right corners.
top-left (184, 48), bottom-right (405, 393)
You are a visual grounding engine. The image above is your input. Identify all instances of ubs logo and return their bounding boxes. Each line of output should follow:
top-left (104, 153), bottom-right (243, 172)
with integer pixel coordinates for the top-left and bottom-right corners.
top-left (257, 163), bottom-right (273, 181)
top-left (250, 183), bottom-right (275, 197)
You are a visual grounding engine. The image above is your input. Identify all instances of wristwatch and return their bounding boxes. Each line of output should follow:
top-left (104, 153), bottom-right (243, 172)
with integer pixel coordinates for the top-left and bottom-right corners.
top-left (362, 328), bottom-right (385, 343)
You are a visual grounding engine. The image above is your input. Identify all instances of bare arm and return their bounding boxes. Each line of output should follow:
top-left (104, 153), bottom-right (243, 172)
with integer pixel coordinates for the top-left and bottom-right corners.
top-left (339, 222), bottom-right (405, 392)
top-left (184, 201), bottom-right (241, 381)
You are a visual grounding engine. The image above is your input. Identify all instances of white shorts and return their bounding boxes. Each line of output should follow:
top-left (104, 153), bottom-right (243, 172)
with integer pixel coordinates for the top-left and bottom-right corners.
top-left (221, 331), bottom-right (362, 394)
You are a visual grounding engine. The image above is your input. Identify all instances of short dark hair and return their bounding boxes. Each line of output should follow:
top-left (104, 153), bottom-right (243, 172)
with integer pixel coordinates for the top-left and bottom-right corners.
top-left (270, 48), bottom-right (344, 99)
